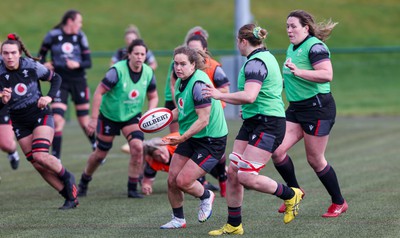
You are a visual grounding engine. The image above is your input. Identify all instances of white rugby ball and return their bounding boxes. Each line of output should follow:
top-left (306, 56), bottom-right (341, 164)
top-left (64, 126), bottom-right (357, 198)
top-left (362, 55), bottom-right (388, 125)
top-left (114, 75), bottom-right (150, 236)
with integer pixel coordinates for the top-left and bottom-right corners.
top-left (139, 107), bottom-right (173, 133)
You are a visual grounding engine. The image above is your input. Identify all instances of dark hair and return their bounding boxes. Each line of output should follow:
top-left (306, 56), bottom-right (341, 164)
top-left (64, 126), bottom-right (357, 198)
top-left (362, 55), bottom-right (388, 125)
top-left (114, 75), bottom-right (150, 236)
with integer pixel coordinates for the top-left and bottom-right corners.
top-left (173, 46), bottom-right (207, 70)
top-left (54, 9), bottom-right (81, 29)
top-left (186, 34), bottom-right (212, 56)
top-left (288, 10), bottom-right (338, 42)
top-left (1, 33), bottom-right (40, 61)
top-left (238, 23), bottom-right (268, 47)
top-left (127, 39), bottom-right (148, 54)
top-left (186, 34), bottom-right (208, 49)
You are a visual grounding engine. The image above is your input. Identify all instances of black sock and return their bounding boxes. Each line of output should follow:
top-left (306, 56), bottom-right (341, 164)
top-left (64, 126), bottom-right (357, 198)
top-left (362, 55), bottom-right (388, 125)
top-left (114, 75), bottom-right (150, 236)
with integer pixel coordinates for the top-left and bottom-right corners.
top-left (199, 189), bottom-right (210, 200)
top-left (52, 132), bottom-right (62, 159)
top-left (58, 167), bottom-right (70, 182)
top-left (274, 183), bottom-right (295, 200)
top-left (80, 173), bottom-right (92, 185)
top-left (172, 206), bottom-right (184, 219)
top-left (59, 187), bottom-right (68, 199)
top-left (227, 207), bottom-right (241, 226)
top-left (128, 177), bottom-right (139, 191)
top-left (317, 164), bottom-right (344, 204)
top-left (274, 154), bottom-right (300, 188)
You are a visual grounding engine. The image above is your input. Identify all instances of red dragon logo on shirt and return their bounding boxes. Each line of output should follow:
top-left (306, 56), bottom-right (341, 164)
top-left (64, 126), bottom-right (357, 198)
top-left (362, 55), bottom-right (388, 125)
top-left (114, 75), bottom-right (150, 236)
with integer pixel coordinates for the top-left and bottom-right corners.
top-left (14, 83), bottom-right (27, 96)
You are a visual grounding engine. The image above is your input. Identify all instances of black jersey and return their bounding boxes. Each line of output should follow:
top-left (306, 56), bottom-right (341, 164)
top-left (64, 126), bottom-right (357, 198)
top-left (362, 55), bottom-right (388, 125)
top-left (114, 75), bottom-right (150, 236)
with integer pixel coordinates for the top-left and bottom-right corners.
top-left (38, 28), bottom-right (92, 80)
top-left (0, 58), bottom-right (57, 118)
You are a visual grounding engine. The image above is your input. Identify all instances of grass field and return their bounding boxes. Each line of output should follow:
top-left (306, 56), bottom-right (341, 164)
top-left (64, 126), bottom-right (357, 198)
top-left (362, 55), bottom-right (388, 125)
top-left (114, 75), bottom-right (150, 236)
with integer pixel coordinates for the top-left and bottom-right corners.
top-left (0, 0), bottom-right (399, 237)
top-left (1, 117), bottom-right (399, 237)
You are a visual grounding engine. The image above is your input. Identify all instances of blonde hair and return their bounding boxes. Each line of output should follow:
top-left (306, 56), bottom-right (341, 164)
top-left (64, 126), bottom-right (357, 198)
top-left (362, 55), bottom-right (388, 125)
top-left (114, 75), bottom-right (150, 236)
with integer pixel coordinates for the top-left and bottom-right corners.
top-left (184, 26), bottom-right (209, 44)
top-left (125, 24), bottom-right (141, 38)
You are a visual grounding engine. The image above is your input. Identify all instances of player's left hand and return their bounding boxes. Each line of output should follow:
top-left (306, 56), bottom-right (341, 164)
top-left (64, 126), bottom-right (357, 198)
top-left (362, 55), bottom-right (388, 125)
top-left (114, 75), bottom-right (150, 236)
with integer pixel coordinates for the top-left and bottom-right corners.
top-left (37, 96), bottom-right (52, 109)
top-left (66, 59), bottom-right (80, 69)
top-left (1, 87), bottom-right (12, 104)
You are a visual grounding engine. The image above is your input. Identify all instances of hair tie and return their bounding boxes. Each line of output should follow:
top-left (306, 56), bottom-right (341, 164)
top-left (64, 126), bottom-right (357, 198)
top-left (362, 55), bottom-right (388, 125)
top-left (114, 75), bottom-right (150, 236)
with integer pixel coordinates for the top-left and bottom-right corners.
top-left (7, 33), bottom-right (16, 40)
top-left (194, 31), bottom-right (202, 35)
top-left (252, 27), bottom-right (261, 39)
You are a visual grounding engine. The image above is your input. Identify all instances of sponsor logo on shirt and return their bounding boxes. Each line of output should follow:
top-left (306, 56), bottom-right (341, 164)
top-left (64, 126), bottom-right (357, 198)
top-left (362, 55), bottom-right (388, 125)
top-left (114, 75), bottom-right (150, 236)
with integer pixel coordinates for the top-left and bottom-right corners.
top-left (14, 83), bottom-right (27, 96)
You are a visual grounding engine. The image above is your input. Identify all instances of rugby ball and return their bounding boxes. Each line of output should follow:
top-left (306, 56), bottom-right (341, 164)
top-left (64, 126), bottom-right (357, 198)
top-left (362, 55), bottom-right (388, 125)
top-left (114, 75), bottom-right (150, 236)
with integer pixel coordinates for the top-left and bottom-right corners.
top-left (139, 107), bottom-right (173, 133)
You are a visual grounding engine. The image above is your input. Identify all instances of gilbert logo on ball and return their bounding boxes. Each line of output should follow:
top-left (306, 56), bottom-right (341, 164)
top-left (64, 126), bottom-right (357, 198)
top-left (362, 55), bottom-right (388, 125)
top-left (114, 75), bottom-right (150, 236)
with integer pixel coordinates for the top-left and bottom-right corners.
top-left (139, 107), bottom-right (173, 133)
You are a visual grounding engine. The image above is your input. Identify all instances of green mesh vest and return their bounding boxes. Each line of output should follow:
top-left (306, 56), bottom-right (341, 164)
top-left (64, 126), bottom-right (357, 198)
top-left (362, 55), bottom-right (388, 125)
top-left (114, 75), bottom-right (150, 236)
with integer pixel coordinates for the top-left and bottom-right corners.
top-left (174, 69), bottom-right (227, 138)
top-left (238, 50), bottom-right (285, 119)
top-left (100, 60), bottom-right (154, 122)
top-left (283, 36), bottom-right (331, 102)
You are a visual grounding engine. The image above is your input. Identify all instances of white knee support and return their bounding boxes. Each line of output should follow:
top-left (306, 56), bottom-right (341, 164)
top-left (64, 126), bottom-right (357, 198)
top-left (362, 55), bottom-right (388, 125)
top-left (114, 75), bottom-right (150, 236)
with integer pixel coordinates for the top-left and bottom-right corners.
top-left (229, 152), bottom-right (242, 168)
top-left (238, 158), bottom-right (265, 175)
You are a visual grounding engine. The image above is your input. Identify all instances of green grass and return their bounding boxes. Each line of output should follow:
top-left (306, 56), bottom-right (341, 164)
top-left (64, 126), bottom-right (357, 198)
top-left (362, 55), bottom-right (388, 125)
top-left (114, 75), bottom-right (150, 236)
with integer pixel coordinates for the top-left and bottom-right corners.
top-left (1, 117), bottom-right (400, 237)
top-left (0, 1), bottom-right (400, 237)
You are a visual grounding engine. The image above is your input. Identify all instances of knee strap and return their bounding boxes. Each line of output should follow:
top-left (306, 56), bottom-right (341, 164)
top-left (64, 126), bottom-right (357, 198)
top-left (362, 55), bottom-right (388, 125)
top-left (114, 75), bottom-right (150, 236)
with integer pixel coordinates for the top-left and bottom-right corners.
top-left (238, 158), bottom-right (265, 175)
top-left (127, 130), bottom-right (144, 142)
top-left (76, 109), bottom-right (89, 117)
top-left (229, 152), bottom-right (242, 168)
top-left (96, 137), bottom-right (113, 151)
top-left (25, 151), bottom-right (34, 162)
top-left (52, 108), bottom-right (65, 117)
top-left (32, 138), bottom-right (51, 154)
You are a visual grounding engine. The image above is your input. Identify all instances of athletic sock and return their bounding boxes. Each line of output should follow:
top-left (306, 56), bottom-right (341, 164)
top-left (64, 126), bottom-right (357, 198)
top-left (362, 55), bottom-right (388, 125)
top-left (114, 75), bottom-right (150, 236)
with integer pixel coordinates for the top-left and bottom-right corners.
top-left (80, 173), bottom-right (92, 185)
top-left (199, 189), bottom-right (210, 200)
top-left (128, 177), bottom-right (139, 191)
top-left (317, 164), bottom-right (344, 204)
top-left (59, 186), bottom-right (68, 199)
top-left (173, 206), bottom-right (185, 219)
top-left (227, 206), bottom-right (242, 226)
top-left (274, 154), bottom-right (300, 188)
top-left (274, 183), bottom-right (295, 200)
top-left (58, 167), bottom-right (70, 181)
top-left (52, 131), bottom-right (62, 159)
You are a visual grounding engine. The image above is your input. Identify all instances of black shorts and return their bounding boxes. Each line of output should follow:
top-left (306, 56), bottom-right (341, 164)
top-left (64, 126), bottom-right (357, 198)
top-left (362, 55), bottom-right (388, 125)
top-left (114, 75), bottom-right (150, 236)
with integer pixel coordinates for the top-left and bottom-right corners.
top-left (0, 107), bottom-right (11, 124)
top-left (175, 135), bottom-right (227, 173)
top-left (164, 100), bottom-right (176, 111)
top-left (97, 112), bottom-right (141, 136)
top-left (236, 115), bottom-right (286, 153)
top-left (286, 93), bottom-right (336, 136)
top-left (53, 77), bottom-right (90, 105)
top-left (11, 107), bottom-right (54, 140)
